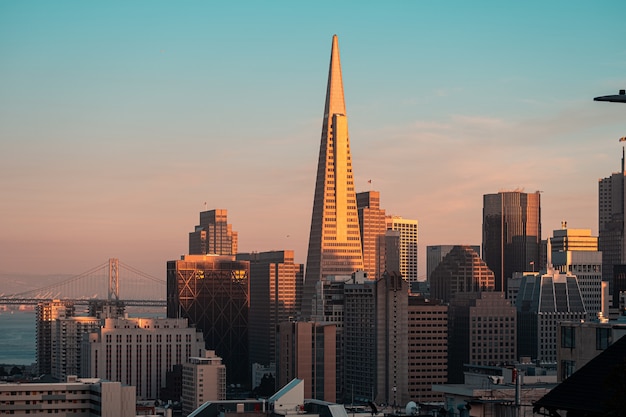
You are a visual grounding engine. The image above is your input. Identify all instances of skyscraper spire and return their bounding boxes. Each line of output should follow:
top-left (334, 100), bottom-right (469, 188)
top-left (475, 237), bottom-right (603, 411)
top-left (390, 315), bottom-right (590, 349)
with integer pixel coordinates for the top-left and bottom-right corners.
top-left (302, 35), bottom-right (364, 319)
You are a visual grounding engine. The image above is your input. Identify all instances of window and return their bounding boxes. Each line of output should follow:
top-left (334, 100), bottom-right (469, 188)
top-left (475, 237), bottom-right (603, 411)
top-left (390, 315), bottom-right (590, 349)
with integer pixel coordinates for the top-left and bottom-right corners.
top-left (596, 328), bottom-right (611, 350)
top-left (561, 360), bottom-right (576, 380)
top-left (561, 326), bottom-right (575, 348)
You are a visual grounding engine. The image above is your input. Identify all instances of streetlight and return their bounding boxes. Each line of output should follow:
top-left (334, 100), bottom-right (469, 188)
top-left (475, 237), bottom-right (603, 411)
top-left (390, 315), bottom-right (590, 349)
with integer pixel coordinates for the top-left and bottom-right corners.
top-left (594, 89), bottom-right (626, 103)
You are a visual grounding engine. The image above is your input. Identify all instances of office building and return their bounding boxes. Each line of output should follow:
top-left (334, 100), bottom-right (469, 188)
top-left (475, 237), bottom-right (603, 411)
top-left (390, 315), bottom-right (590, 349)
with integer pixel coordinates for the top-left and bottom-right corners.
top-left (427, 245), bottom-right (480, 281)
top-left (550, 226), bottom-right (603, 319)
top-left (167, 254), bottom-right (250, 386)
top-left (189, 209), bottom-right (238, 255)
top-left (182, 350), bottom-right (226, 416)
top-left (516, 269), bottom-right (586, 363)
top-left (83, 317), bottom-right (205, 400)
top-left (276, 321), bottom-right (337, 402)
top-left (430, 245), bottom-right (495, 302)
top-left (407, 295), bottom-right (448, 403)
top-left (357, 190), bottom-right (387, 280)
top-left (343, 277), bottom-right (376, 404)
top-left (303, 35), bottom-right (364, 319)
top-left (482, 190), bottom-right (541, 293)
top-left (376, 272), bottom-right (409, 407)
top-left (448, 292), bottom-right (517, 383)
top-left (386, 216), bottom-right (419, 284)
top-left (0, 376), bottom-right (136, 417)
top-left (599, 148), bottom-right (626, 296)
top-left (237, 250), bottom-right (302, 368)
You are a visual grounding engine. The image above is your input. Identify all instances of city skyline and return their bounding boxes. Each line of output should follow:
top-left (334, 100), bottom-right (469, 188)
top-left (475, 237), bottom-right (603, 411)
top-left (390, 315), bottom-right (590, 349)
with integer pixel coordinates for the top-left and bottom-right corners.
top-left (2, 2), bottom-right (626, 282)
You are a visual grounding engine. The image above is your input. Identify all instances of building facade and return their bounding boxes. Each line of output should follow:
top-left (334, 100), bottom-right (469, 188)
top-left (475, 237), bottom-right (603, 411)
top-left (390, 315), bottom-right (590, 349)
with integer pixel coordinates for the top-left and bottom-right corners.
top-left (276, 321), bottom-right (337, 403)
top-left (386, 216), bottom-right (419, 284)
top-left (427, 245), bottom-right (481, 282)
top-left (448, 292), bottom-right (517, 383)
top-left (376, 272), bottom-right (409, 407)
top-left (52, 316), bottom-right (102, 381)
top-left (482, 190), bottom-right (541, 293)
top-left (303, 35), bottom-right (365, 319)
top-left (167, 254), bottom-right (250, 386)
top-left (181, 350), bottom-right (226, 416)
top-left (599, 148), bottom-right (626, 295)
top-left (357, 190), bottom-right (387, 280)
top-left (0, 376), bottom-right (136, 417)
top-left (36, 300), bottom-right (75, 375)
top-left (407, 296), bottom-right (448, 403)
top-left (516, 269), bottom-right (587, 363)
top-left (430, 245), bottom-right (495, 303)
top-left (236, 250), bottom-right (302, 368)
top-left (189, 209), bottom-right (238, 256)
top-left (550, 227), bottom-right (603, 319)
top-left (83, 317), bottom-right (205, 400)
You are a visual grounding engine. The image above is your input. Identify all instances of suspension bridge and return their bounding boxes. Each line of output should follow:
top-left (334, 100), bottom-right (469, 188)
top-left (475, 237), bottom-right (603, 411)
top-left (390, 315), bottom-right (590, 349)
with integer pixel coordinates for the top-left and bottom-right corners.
top-left (0, 259), bottom-right (166, 307)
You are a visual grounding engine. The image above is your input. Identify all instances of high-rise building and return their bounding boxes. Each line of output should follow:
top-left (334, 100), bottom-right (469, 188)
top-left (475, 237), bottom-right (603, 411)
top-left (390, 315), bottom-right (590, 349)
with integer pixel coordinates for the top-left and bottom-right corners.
top-left (430, 245), bottom-right (495, 303)
top-left (276, 321), bottom-right (337, 402)
top-left (36, 300), bottom-right (75, 375)
top-left (407, 295), bottom-right (448, 403)
top-left (167, 254), bottom-right (250, 386)
top-left (303, 35), bottom-right (364, 319)
top-left (182, 350), bottom-right (226, 416)
top-left (357, 190), bottom-right (387, 280)
top-left (189, 209), bottom-right (238, 255)
top-left (376, 272), bottom-right (409, 407)
top-left (550, 226), bottom-right (603, 319)
top-left (343, 278), bottom-right (377, 404)
top-left (427, 245), bottom-right (481, 281)
top-left (448, 292), bottom-right (517, 383)
top-left (516, 269), bottom-right (586, 362)
top-left (482, 190), bottom-right (541, 293)
top-left (84, 317), bottom-right (205, 400)
top-left (386, 216), bottom-right (419, 284)
top-left (599, 148), bottom-right (626, 294)
top-left (52, 316), bottom-right (101, 381)
top-left (236, 250), bottom-right (302, 368)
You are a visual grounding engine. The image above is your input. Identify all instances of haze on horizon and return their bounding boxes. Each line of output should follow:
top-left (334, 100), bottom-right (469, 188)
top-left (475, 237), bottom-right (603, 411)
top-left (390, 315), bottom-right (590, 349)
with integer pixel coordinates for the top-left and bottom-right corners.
top-left (1, 1), bottom-right (626, 283)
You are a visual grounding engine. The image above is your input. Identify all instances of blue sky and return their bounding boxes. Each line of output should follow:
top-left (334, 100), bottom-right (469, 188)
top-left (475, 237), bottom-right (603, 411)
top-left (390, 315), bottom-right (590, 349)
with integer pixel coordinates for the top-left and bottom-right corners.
top-left (1, 1), bottom-right (626, 281)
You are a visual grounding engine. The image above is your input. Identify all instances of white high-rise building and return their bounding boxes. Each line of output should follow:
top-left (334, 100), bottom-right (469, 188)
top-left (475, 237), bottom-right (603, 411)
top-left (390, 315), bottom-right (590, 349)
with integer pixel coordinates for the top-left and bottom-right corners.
top-left (83, 317), bottom-right (205, 400)
top-left (52, 316), bottom-right (102, 381)
top-left (182, 350), bottom-right (226, 416)
top-left (386, 216), bottom-right (419, 283)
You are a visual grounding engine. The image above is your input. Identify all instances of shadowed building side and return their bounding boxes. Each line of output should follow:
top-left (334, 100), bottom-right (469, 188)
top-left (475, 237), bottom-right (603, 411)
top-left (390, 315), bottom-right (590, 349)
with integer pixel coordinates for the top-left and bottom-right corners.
top-left (303, 35), bottom-right (364, 319)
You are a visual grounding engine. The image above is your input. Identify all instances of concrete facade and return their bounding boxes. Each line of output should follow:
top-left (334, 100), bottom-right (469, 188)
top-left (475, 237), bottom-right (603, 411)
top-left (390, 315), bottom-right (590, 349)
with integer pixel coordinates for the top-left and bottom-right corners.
top-left (0, 376), bottom-right (136, 417)
top-left (182, 350), bottom-right (226, 416)
top-left (83, 317), bottom-right (205, 400)
top-left (276, 321), bottom-right (337, 403)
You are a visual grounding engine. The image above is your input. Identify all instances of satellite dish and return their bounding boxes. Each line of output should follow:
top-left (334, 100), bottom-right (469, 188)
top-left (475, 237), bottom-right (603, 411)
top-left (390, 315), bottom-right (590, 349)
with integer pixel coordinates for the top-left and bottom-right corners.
top-left (405, 401), bottom-right (417, 416)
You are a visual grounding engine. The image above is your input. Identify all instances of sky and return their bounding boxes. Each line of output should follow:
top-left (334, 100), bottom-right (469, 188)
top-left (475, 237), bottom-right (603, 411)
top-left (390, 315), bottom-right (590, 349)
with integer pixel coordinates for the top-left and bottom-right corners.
top-left (1, 1), bottom-right (626, 285)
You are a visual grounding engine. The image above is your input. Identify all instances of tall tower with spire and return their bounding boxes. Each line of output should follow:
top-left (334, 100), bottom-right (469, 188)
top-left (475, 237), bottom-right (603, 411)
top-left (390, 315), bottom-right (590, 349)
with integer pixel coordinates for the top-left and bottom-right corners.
top-left (302, 35), bottom-right (364, 319)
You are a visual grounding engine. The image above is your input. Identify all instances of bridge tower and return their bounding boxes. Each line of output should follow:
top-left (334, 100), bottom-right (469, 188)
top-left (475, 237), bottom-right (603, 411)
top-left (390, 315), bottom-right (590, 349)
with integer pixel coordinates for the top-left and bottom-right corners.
top-left (108, 258), bottom-right (119, 300)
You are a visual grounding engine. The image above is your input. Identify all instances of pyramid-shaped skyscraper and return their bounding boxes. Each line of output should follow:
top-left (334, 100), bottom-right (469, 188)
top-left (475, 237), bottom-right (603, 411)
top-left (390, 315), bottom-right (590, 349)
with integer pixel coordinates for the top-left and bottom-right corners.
top-left (302, 35), bottom-right (364, 319)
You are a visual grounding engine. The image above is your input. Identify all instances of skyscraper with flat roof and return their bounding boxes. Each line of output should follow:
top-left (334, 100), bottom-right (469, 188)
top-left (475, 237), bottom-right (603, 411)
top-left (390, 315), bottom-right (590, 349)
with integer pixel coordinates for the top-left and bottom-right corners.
top-left (482, 190), bottom-right (541, 293)
top-left (189, 209), bottom-right (238, 255)
top-left (386, 216), bottom-right (419, 284)
top-left (357, 190), bottom-right (387, 280)
top-left (236, 250), bottom-right (302, 368)
top-left (599, 148), bottom-right (626, 297)
top-left (303, 35), bottom-right (364, 318)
